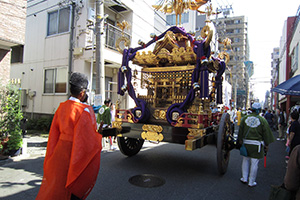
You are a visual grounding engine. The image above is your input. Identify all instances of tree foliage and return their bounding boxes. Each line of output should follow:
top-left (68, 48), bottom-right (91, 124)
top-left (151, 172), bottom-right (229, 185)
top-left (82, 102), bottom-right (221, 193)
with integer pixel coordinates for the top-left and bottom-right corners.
top-left (0, 84), bottom-right (23, 153)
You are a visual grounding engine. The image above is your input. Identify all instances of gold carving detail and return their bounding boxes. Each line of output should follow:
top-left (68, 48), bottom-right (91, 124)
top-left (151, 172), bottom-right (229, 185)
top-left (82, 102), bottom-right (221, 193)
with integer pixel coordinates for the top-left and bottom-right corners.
top-left (153, 109), bottom-right (167, 120)
top-left (112, 121), bottom-right (122, 129)
top-left (187, 128), bottom-right (206, 139)
top-left (133, 31), bottom-right (197, 67)
top-left (127, 113), bottom-right (134, 123)
top-left (152, 0), bottom-right (208, 26)
top-left (141, 124), bottom-right (164, 142)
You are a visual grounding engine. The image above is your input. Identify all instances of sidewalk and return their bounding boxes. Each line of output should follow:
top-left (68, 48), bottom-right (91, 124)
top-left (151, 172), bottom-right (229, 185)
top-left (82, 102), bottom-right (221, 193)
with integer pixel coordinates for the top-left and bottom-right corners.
top-left (0, 134), bottom-right (121, 166)
top-left (0, 135), bottom-right (47, 166)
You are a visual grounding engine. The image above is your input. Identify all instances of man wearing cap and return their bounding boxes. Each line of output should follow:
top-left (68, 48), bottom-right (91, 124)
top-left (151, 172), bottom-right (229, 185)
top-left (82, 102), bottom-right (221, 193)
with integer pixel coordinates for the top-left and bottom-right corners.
top-left (237, 102), bottom-right (275, 187)
top-left (36, 72), bottom-right (102, 200)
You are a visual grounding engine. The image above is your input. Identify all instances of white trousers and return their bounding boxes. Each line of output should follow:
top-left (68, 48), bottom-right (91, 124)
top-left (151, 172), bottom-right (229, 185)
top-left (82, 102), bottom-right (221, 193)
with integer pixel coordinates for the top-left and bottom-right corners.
top-left (242, 156), bottom-right (259, 184)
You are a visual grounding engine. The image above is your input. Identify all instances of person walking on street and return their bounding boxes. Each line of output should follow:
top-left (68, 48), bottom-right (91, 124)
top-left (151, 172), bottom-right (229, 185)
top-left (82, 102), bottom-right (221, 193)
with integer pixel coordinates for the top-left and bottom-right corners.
top-left (264, 109), bottom-right (274, 129)
top-left (36, 72), bottom-right (102, 200)
top-left (278, 108), bottom-right (287, 141)
top-left (238, 102), bottom-right (275, 187)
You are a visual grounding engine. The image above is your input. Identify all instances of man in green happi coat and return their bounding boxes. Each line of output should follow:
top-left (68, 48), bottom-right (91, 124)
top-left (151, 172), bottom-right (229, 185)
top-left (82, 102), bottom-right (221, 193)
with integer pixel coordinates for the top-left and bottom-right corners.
top-left (97, 99), bottom-right (112, 128)
top-left (237, 102), bottom-right (275, 187)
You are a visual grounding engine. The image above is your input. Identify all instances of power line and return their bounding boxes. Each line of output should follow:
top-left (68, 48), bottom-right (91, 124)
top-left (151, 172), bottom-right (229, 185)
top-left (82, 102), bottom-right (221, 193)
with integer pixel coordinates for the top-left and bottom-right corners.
top-left (26, 3), bottom-right (59, 17)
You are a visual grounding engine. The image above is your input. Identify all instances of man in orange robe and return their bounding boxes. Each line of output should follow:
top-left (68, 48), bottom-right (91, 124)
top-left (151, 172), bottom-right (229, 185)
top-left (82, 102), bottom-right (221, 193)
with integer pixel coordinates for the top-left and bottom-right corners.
top-left (36, 72), bottom-right (102, 200)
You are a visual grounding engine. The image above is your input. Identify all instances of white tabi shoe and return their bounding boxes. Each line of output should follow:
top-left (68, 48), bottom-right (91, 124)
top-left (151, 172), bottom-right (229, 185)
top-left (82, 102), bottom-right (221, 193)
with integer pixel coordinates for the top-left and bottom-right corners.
top-left (248, 182), bottom-right (257, 187)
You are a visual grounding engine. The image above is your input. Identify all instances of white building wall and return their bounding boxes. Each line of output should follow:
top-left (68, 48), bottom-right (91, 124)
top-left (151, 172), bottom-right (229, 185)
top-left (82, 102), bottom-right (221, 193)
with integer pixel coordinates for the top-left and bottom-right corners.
top-left (278, 20), bottom-right (288, 102)
top-left (11, 0), bottom-right (160, 116)
top-left (289, 18), bottom-right (300, 76)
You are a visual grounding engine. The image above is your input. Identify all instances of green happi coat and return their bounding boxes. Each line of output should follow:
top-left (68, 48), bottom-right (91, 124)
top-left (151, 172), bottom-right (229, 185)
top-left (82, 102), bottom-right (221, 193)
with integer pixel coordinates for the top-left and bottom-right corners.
top-left (238, 112), bottom-right (275, 159)
top-left (97, 105), bottom-right (111, 125)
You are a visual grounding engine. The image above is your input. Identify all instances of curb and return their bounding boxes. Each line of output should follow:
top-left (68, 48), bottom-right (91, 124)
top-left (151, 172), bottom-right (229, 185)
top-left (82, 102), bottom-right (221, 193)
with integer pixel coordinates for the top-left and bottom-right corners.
top-left (0, 157), bottom-right (13, 166)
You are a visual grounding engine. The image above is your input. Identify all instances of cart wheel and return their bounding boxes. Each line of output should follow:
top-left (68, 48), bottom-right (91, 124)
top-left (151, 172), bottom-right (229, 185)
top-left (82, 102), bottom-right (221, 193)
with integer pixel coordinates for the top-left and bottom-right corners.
top-left (117, 137), bottom-right (144, 157)
top-left (217, 113), bottom-right (232, 175)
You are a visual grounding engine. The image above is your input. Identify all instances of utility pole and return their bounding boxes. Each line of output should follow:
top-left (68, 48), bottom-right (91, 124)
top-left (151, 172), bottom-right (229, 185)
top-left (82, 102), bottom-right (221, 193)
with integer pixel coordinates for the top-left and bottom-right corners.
top-left (95, 0), bottom-right (106, 104)
top-left (68, 1), bottom-right (76, 97)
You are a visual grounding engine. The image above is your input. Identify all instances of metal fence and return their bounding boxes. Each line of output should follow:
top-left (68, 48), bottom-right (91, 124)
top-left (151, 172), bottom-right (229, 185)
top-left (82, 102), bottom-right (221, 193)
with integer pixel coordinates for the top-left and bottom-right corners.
top-left (105, 23), bottom-right (131, 51)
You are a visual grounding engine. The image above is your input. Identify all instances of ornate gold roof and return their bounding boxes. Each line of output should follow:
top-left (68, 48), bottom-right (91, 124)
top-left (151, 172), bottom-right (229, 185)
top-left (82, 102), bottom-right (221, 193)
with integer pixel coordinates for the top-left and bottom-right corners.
top-left (132, 31), bottom-right (197, 67)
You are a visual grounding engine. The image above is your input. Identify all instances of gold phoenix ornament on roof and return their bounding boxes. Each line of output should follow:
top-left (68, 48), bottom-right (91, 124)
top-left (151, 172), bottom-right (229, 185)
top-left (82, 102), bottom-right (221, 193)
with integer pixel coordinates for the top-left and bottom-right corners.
top-left (197, 3), bottom-right (221, 23)
top-left (153, 0), bottom-right (208, 26)
top-left (117, 20), bottom-right (130, 34)
top-left (116, 20), bottom-right (131, 53)
top-left (217, 38), bottom-right (231, 64)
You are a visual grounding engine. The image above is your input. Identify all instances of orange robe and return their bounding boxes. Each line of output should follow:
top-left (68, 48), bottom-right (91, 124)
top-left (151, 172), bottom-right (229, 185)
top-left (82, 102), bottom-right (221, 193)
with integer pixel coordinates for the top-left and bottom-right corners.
top-left (36, 100), bottom-right (102, 200)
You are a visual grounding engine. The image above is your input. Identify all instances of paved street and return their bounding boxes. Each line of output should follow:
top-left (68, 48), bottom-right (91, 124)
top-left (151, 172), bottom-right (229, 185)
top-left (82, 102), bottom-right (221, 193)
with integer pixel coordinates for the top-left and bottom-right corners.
top-left (0, 131), bottom-right (288, 200)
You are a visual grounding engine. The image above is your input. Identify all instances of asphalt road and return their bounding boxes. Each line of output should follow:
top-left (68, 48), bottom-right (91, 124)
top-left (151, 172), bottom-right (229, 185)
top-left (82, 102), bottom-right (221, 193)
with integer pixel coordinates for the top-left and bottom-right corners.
top-left (0, 131), bottom-right (287, 200)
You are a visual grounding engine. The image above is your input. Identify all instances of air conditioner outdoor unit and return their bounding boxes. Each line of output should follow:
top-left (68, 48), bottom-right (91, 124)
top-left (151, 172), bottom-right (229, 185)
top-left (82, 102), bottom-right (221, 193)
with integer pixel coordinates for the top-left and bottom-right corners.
top-left (87, 7), bottom-right (95, 22)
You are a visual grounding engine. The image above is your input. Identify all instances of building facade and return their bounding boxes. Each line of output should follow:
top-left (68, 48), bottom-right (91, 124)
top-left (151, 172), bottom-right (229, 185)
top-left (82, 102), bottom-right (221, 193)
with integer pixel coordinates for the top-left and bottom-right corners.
top-left (0, 0), bottom-right (26, 86)
top-left (270, 47), bottom-right (279, 110)
top-left (276, 14), bottom-right (299, 116)
top-left (10, 0), bottom-right (161, 117)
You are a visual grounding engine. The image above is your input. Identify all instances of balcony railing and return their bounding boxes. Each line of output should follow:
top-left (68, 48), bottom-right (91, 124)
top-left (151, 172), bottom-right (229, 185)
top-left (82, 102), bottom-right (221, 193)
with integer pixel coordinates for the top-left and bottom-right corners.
top-left (105, 23), bottom-right (131, 52)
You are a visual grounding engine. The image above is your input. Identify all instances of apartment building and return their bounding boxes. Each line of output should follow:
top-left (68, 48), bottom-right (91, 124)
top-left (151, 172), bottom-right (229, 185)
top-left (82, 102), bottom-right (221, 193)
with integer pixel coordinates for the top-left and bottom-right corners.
top-left (270, 47), bottom-right (279, 109)
top-left (212, 15), bottom-right (250, 109)
top-left (10, 0), bottom-right (161, 117)
top-left (0, 0), bottom-right (26, 86)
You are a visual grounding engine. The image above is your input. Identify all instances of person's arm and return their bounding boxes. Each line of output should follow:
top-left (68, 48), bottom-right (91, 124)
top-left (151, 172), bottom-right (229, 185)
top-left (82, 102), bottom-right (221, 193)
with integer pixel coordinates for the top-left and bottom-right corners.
top-left (289, 132), bottom-right (295, 146)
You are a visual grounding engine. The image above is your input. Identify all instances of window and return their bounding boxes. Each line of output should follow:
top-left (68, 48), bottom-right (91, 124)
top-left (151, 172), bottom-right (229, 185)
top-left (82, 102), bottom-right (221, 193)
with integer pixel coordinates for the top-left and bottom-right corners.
top-left (11, 45), bottom-right (24, 63)
top-left (44, 68), bottom-right (67, 93)
top-left (182, 12), bottom-right (189, 23)
top-left (226, 29), bottom-right (234, 34)
top-left (234, 47), bottom-right (240, 52)
top-left (234, 38), bottom-right (240, 43)
top-left (105, 77), bottom-right (113, 99)
top-left (234, 29), bottom-right (240, 34)
top-left (166, 15), bottom-right (175, 26)
top-left (47, 7), bottom-right (70, 36)
top-left (291, 44), bottom-right (299, 73)
top-left (166, 13), bottom-right (189, 26)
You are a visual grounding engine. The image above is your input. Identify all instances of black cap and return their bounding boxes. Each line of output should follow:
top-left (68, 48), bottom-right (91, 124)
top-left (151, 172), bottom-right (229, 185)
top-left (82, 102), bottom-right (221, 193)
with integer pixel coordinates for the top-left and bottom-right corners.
top-left (69, 72), bottom-right (88, 89)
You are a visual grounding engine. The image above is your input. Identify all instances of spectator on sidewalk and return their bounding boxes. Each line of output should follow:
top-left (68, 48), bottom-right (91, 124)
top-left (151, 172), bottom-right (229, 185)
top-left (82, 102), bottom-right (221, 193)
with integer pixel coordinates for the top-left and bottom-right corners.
top-left (97, 99), bottom-right (116, 150)
top-left (238, 102), bottom-right (275, 187)
top-left (273, 110), bottom-right (278, 131)
top-left (97, 99), bottom-right (112, 128)
top-left (278, 108), bottom-right (287, 141)
top-left (287, 111), bottom-right (300, 156)
top-left (36, 72), bottom-right (102, 200)
top-left (284, 144), bottom-right (300, 199)
top-left (228, 107), bottom-right (236, 132)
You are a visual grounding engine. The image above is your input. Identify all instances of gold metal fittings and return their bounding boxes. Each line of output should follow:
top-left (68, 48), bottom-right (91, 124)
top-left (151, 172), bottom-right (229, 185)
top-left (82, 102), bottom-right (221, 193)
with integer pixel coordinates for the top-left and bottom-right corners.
top-left (141, 124), bottom-right (164, 142)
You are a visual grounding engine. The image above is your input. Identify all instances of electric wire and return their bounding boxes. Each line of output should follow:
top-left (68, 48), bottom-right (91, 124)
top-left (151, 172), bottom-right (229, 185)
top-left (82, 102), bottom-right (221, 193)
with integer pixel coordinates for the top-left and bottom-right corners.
top-left (26, 3), bottom-right (59, 17)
